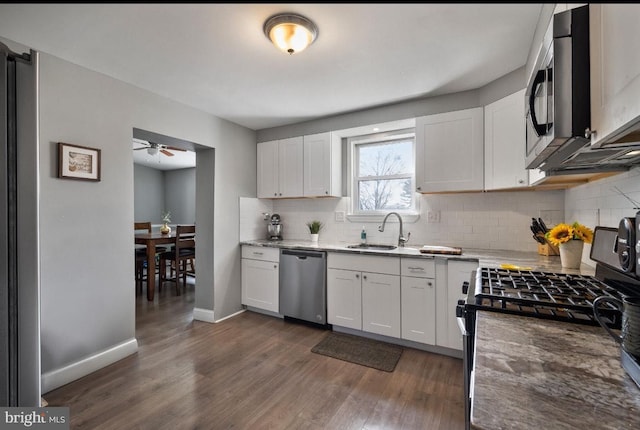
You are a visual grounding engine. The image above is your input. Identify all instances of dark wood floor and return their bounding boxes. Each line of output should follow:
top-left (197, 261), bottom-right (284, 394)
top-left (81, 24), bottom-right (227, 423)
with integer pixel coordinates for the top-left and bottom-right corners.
top-left (44, 281), bottom-right (465, 429)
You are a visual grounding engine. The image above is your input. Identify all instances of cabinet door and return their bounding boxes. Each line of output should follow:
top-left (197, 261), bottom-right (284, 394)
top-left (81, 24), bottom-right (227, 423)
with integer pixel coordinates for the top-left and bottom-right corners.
top-left (415, 107), bottom-right (484, 193)
top-left (438, 260), bottom-right (478, 351)
top-left (401, 276), bottom-right (436, 344)
top-left (590, 4), bottom-right (640, 147)
top-left (241, 258), bottom-right (279, 313)
top-left (278, 136), bottom-right (304, 197)
top-left (484, 89), bottom-right (528, 190)
top-left (362, 272), bottom-right (400, 338)
top-left (257, 140), bottom-right (279, 198)
top-left (327, 268), bottom-right (362, 330)
top-left (304, 132), bottom-right (336, 197)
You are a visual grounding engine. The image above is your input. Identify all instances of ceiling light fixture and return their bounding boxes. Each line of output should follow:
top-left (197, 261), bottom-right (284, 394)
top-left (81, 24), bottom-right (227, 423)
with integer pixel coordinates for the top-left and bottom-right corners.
top-left (263, 13), bottom-right (318, 55)
top-left (147, 146), bottom-right (158, 156)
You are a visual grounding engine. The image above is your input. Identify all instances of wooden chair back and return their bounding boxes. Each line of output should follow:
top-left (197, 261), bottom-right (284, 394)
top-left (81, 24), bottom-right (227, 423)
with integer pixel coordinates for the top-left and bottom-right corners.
top-left (135, 221), bottom-right (152, 233)
top-left (175, 225), bottom-right (196, 250)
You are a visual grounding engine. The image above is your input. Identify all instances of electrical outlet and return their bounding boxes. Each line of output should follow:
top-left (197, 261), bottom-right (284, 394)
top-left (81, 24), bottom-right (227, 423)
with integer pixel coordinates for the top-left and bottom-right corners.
top-left (427, 210), bottom-right (440, 223)
top-left (335, 211), bottom-right (345, 222)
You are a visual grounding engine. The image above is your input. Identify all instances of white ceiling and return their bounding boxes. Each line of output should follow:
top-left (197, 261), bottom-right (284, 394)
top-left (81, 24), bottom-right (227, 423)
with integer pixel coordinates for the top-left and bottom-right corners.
top-left (0, 3), bottom-right (543, 132)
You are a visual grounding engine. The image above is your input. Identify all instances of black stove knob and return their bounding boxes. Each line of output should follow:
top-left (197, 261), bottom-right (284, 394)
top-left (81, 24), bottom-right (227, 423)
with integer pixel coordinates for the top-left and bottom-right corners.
top-left (462, 281), bottom-right (469, 294)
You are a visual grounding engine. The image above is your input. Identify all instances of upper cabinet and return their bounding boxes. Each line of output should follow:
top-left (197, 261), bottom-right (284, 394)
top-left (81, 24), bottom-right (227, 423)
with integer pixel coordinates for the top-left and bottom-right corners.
top-left (484, 89), bottom-right (528, 190)
top-left (415, 107), bottom-right (484, 193)
top-left (257, 137), bottom-right (303, 198)
top-left (589, 4), bottom-right (640, 148)
top-left (257, 132), bottom-right (342, 199)
top-left (303, 132), bottom-right (342, 197)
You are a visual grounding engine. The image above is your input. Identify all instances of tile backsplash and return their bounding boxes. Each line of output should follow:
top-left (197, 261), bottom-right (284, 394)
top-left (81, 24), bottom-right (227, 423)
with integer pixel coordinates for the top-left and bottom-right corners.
top-left (240, 190), bottom-right (565, 252)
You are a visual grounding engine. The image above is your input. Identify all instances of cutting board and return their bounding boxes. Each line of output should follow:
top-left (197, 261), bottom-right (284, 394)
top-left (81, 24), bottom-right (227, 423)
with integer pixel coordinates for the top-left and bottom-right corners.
top-left (419, 245), bottom-right (463, 255)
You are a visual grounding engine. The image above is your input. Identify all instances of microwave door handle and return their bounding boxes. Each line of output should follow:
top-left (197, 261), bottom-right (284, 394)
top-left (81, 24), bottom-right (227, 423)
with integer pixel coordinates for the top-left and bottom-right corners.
top-left (529, 69), bottom-right (549, 137)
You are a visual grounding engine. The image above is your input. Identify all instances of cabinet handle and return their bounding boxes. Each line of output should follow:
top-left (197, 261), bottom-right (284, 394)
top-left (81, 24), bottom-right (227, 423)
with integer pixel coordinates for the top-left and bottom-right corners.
top-left (252, 252), bottom-right (264, 256)
top-left (416, 186), bottom-right (422, 191)
top-left (279, 193), bottom-right (282, 196)
top-left (274, 265), bottom-right (277, 269)
top-left (325, 190), bottom-right (328, 194)
top-left (518, 179), bottom-right (525, 184)
top-left (274, 193), bottom-right (277, 196)
top-left (363, 275), bottom-right (367, 280)
top-left (427, 281), bottom-right (433, 287)
top-left (355, 274), bottom-right (360, 279)
top-left (408, 266), bottom-right (425, 271)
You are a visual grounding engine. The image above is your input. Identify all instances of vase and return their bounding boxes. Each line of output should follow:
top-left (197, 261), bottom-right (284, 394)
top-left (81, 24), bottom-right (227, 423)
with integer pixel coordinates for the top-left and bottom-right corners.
top-left (559, 239), bottom-right (583, 269)
top-left (310, 233), bottom-right (319, 243)
top-left (160, 223), bottom-right (171, 235)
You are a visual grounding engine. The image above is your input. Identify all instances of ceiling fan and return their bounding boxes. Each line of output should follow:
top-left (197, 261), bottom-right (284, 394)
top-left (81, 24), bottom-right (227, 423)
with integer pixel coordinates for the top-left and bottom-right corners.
top-left (133, 138), bottom-right (187, 157)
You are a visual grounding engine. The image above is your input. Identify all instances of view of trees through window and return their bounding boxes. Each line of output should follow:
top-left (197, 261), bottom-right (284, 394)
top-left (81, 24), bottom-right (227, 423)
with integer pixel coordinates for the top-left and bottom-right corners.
top-left (354, 137), bottom-right (415, 212)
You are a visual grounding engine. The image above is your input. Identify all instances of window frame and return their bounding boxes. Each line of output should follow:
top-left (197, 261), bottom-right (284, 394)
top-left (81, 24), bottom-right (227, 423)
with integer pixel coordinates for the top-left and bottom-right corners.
top-left (347, 128), bottom-right (419, 220)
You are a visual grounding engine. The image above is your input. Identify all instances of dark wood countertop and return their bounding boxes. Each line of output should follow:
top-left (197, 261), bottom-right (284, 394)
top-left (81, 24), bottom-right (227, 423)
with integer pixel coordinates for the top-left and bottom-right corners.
top-left (471, 311), bottom-right (640, 430)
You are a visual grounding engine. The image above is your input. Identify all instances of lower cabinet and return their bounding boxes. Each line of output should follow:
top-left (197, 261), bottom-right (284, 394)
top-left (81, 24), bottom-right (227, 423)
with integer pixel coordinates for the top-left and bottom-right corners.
top-left (362, 272), bottom-right (400, 338)
top-left (400, 257), bottom-right (436, 344)
top-left (327, 253), bottom-right (400, 337)
top-left (436, 259), bottom-right (478, 351)
top-left (241, 246), bottom-right (279, 313)
top-left (327, 268), bottom-right (362, 330)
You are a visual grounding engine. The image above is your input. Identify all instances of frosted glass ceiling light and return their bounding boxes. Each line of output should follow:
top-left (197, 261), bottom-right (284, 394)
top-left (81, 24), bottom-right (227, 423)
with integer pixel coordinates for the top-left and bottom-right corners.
top-left (264, 13), bottom-right (318, 55)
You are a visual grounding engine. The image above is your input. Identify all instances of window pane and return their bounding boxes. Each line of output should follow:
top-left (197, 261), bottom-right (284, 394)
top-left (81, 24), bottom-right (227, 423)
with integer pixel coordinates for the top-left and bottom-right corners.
top-left (358, 140), bottom-right (413, 177)
top-left (358, 178), bottom-right (413, 210)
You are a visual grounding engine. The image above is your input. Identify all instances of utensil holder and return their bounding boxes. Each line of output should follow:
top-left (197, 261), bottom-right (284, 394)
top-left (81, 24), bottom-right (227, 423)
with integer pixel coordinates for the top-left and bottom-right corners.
top-left (538, 242), bottom-right (559, 256)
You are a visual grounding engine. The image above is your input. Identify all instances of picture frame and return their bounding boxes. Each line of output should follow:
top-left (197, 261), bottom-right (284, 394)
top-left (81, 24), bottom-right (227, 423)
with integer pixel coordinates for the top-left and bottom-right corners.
top-left (58, 142), bottom-right (101, 181)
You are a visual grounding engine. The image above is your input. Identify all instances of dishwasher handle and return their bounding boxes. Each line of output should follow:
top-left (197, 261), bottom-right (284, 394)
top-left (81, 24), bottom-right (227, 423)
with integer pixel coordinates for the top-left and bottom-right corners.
top-left (281, 249), bottom-right (326, 259)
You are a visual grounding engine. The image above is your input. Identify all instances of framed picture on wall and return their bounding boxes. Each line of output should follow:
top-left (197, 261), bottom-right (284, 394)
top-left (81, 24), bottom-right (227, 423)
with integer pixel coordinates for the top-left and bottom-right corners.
top-left (58, 142), bottom-right (101, 181)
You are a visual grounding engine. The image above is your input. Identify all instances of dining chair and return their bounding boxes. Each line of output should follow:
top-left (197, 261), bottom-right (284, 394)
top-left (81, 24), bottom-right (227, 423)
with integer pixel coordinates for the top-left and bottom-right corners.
top-left (159, 224), bottom-right (195, 295)
top-left (134, 221), bottom-right (169, 295)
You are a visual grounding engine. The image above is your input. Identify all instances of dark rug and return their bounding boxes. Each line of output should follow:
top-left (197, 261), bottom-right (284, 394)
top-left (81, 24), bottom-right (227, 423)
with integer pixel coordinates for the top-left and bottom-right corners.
top-left (311, 332), bottom-right (403, 372)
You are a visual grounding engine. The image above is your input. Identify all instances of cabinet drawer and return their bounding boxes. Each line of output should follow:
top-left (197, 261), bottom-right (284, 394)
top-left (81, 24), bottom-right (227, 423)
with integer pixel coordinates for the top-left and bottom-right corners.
top-left (242, 246), bottom-right (279, 262)
top-left (327, 252), bottom-right (399, 275)
top-left (401, 257), bottom-right (435, 278)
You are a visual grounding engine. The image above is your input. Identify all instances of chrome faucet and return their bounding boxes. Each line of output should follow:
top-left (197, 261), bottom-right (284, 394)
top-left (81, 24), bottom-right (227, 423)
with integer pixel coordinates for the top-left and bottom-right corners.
top-left (378, 212), bottom-right (410, 247)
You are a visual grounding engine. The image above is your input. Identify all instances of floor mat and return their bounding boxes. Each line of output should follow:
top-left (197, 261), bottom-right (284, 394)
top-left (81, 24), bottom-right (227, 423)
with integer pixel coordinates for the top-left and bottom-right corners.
top-left (311, 332), bottom-right (403, 372)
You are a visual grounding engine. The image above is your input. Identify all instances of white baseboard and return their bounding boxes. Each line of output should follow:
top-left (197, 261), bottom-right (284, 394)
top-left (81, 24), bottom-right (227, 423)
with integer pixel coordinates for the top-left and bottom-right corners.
top-left (193, 307), bottom-right (215, 323)
top-left (41, 338), bottom-right (138, 394)
top-left (213, 309), bottom-right (245, 323)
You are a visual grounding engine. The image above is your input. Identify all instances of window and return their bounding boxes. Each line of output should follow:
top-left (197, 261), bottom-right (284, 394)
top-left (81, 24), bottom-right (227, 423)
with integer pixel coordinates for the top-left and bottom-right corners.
top-left (349, 129), bottom-right (416, 215)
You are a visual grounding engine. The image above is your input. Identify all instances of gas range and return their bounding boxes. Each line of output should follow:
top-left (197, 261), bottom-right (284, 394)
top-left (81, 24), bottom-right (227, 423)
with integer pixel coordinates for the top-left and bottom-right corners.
top-left (466, 267), bottom-right (625, 327)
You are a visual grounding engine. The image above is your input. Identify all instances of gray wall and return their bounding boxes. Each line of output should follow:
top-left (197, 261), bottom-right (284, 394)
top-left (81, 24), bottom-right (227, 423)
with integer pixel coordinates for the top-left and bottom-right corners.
top-left (256, 66), bottom-right (526, 141)
top-left (36, 48), bottom-right (255, 392)
top-left (165, 168), bottom-right (196, 224)
top-left (133, 164), bottom-right (164, 223)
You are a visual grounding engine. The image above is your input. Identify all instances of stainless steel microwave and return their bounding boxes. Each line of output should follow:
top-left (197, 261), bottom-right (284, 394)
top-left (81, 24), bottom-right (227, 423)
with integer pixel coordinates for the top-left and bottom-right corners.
top-left (525, 5), bottom-right (591, 171)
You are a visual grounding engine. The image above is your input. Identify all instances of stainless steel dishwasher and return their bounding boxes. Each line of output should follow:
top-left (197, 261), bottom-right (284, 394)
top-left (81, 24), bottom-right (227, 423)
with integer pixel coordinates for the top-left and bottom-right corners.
top-left (279, 249), bottom-right (327, 326)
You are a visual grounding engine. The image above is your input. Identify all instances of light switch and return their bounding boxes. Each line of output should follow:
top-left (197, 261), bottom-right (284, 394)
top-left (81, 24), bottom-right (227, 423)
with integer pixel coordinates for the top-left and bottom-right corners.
top-left (335, 211), bottom-right (345, 222)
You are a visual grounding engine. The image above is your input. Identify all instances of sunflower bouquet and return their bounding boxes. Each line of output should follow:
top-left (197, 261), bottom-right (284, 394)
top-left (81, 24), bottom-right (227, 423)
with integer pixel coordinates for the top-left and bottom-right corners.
top-left (545, 222), bottom-right (594, 246)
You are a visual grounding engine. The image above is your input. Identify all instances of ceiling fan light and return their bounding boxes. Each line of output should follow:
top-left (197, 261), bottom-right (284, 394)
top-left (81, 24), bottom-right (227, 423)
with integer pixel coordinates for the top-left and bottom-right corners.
top-left (147, 146), bottom-right (158, 156)
top-left (264, 13), bottom-right (318, 55)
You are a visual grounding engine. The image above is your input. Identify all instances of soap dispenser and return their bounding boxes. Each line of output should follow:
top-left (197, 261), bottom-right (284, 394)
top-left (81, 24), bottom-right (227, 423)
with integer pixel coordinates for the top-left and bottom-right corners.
top-left (361, 226), bottom-right (367, 244)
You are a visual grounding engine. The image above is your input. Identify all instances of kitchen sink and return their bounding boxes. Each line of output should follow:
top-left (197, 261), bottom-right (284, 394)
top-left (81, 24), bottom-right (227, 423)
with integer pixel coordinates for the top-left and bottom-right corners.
top-left (346, 243), bottom-right (397, 250)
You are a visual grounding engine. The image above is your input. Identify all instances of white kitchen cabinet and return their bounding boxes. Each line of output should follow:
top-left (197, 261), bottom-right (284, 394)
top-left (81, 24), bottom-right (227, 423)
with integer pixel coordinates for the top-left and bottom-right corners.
top-left (589, 4), bottom-right (640, 148)
top-left (401, 257), bottom-right (436, 344)
top-left (256, 136), bottom-right (303, 198)
top-left (436, 259), bottom-right (478, 351)
top-left (327, 268), bottom-right (362, 330)
top-left (241, 246), bottom-right (279, 313)
top-left (415, 107), bottom-right (484, 193)
top-left (362, 272), bottom-right (400, 338)
top-left (327, 253), bottom-right (400, 335)
top-left (484, 89), bottom-right (529, 190)
top-left (303, 132), bottom-right (342, 197)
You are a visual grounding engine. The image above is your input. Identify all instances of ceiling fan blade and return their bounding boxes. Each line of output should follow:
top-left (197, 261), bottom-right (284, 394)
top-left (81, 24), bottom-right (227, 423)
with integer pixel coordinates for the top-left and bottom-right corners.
top-left (160, 149), bottom-right (175, 157)
top-left (133, 147), bottom-right (149, 151)
top-left (165, 146), bottom-right (187, 152)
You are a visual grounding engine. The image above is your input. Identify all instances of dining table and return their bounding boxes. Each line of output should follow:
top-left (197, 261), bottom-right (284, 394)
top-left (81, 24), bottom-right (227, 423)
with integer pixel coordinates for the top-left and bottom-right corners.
top-left (135, 231), bottom-right (176, 301)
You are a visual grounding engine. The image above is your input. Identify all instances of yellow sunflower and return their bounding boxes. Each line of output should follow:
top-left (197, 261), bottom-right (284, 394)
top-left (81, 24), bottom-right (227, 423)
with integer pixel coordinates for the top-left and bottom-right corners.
top-left (572, 222), bottom-right (594, 244)
top-left (545, 223), bottom-right (574, 246)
